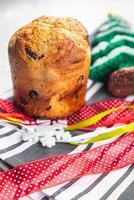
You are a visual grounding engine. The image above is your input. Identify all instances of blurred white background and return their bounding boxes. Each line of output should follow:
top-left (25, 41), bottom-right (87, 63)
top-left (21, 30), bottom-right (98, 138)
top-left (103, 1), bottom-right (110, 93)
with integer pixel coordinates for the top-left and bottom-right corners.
top-left (0, 0), bottom-right (134, 94)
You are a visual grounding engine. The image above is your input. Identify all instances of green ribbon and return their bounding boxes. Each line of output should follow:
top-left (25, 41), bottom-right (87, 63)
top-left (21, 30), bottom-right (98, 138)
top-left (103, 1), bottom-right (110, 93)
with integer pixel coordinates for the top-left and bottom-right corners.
top-left (69, 121), bottom-right (134, 145)
top-left (65, 105), bottom-right (134, 131)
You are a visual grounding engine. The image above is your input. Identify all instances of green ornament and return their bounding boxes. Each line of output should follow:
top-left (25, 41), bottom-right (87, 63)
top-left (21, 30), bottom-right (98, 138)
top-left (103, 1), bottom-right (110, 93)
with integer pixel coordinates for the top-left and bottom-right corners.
top-left (90, 15), bottom-right (134, 82)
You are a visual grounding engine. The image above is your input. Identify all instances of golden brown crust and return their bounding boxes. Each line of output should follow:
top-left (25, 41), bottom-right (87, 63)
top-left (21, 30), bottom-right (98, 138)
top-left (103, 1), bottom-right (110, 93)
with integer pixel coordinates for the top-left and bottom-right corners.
top-left (8, 16), bottom-right (90, 119)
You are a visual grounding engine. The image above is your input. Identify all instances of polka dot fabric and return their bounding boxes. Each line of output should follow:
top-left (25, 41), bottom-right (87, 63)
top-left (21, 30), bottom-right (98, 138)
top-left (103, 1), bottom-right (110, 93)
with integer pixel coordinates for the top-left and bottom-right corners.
top-left (0, 132), bottom-right (133, 200)
top-left (68, 99), bottom-right (134, 129)
top-left (0, 99), bottom-right (35, 122)
top-left (0, 99), bottom-right (20, 113)
top-left (0, 98), bottom-right (134, 199)
top-left (0, 98), bottom-right (134, 128)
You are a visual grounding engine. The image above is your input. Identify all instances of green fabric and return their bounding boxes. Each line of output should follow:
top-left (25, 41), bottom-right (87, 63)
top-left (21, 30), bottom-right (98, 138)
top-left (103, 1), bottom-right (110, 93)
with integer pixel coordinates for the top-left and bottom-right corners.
top-left (90, 54), bottom-right (134, 82)
top-left (100, 16), bottom-right (129, 27)
top-left (90, 15), bottom-right (134, 82)
top-left (97, 24), bottom-right (130, 34)
top-left (92, 39), bottom-right (134, 63)
top-left (92, 31), bottom-right (134, 47)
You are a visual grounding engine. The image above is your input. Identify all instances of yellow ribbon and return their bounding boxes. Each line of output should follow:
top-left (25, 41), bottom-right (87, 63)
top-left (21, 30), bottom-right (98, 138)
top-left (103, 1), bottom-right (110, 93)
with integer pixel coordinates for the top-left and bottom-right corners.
top-left (65, 105), bottom-right (134, 131)
top-left (69, 121), bottom-right (134, 145)
top-left (0, 116), bottom-right (23, 123)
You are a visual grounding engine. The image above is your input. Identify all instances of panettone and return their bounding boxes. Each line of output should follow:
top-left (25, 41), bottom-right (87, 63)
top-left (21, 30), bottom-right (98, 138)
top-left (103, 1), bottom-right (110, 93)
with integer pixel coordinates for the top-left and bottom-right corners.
top-left (8, 16), bottom-right (90, 119)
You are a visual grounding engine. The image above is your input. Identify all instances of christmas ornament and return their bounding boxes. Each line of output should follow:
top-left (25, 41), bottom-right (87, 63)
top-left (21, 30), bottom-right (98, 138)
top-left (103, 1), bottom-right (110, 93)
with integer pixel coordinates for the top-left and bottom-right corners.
top-left (90, 14), bottom-right (134, 82)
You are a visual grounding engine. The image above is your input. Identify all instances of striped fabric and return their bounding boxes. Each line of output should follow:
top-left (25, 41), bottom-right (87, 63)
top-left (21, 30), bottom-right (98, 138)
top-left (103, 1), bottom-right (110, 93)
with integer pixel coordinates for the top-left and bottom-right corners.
top-left (90, 16), bottom-right (134, 82)
top-left (0, 80), bottom-right (134, 200)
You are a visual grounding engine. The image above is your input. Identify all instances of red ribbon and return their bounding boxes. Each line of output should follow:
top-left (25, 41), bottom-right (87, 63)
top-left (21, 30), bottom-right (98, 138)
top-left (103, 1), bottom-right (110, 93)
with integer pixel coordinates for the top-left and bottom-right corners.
top-left (68, 99), bottom-right (134, 129)
top-left (0, 99), bottom-right (20, 113)
top-left (0, 99), bottom-right (35, 123)
top-left (0, 132), bottom-right (133, 200)
top-left (0, 98), bottom-right (134, 128)
top-left (0, 98), bottom-right (134, 199)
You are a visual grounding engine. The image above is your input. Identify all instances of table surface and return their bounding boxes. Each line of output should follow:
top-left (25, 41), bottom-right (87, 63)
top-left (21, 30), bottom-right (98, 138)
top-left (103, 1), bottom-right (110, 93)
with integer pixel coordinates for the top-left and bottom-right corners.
top-left (0, 1), bottom-right (134, 200)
